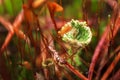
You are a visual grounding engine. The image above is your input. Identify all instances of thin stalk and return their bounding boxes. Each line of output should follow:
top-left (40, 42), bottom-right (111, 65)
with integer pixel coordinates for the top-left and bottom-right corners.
top-left (101, 52), bottom-right (120, 80)
top-left (65, 62), bottom-right (88, 80)
top-left (88, 1), bottom-right (120, 79)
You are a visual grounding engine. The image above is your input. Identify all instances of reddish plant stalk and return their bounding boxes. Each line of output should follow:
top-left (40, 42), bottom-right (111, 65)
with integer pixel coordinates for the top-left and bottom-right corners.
top-left (62, 68), bottom-right (74, 80)
top-left (88, 0), bottom-right (120, 79)
top-left (0, 17), bottom-right (14, 54)
top-left (0, 16), bottom-right (14, 32)
top-left (95, 46), bottom-right (120, 80)
top-left (88, 23), bottom-right (110, 80)
top-left (101, 52), bottom-right (120, 80)
top-left (65, 62), bottom-right (88, 80)
top-left (55, 64), bottom-right (63, 80)
top-left (47, 1), bottom-right (63, 31)
top-left (89, 14), bottom-right (120, 80)
top-left (0, 32), bottom-right (13, 54)
top-left (110, 69), bottom-right (120, 80)
top-left (48, 8), bottom-right (58, 31)
top-left (0, 10), bottom-right (24, 54)
top-left (48, 46), bottom-right (88, 80)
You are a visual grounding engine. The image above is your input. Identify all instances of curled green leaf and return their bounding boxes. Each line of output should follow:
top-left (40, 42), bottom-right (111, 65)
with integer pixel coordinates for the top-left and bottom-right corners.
top-left (60, 19), bottom-right (92, 47)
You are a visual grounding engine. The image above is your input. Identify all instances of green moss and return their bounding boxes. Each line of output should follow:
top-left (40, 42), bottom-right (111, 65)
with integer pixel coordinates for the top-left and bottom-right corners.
top-left (61, 19), bottom-right (92, 47)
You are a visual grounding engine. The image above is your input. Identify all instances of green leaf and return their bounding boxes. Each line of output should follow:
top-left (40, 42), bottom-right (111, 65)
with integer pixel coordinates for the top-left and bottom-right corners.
top-left (4, 0), bottom-right (14, 16)
top-left (11, 0), bottom-right (22, 15)
top-left (0, 4), bottom-right (4, 14)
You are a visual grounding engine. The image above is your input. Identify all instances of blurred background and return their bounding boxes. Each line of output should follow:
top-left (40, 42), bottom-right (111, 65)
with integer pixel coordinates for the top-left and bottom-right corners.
top-left (0, 0), bottom-right (120, 80)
